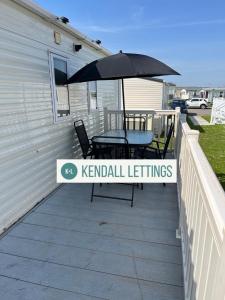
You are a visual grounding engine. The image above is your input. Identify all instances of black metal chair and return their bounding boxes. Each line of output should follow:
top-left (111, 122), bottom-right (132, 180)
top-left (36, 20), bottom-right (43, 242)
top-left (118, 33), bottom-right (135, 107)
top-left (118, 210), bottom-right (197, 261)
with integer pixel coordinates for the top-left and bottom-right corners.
top-left (135, 123), bottom-right (174, 187)
top-left (74, 120), bottom-right (92, 159)
top-left (135, 123), bottom-right (174, 159)
top-left (147, 122), bottom-right (174, 159)
top-left (74, 120), bottom-right (112, 159)
top-left (91, 136), bottom-right (135, 207)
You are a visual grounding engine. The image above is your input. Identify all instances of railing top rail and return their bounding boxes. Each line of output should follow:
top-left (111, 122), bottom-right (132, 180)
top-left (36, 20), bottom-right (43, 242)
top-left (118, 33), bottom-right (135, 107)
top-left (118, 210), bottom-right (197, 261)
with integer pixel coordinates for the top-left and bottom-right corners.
top-left (105, 109), bottom-right (178, 115)
top-left (180, 118), bottom-right (225, 238)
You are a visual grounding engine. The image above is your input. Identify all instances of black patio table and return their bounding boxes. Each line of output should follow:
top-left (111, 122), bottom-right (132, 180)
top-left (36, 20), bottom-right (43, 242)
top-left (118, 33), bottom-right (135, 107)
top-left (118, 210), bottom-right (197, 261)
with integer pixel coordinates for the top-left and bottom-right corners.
top-left (92, 129), bottom-right (154, 147)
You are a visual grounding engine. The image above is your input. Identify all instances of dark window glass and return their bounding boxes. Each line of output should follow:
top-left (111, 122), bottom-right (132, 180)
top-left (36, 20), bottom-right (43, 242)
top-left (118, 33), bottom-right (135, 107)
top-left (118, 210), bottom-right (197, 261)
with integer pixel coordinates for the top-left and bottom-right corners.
top-left (88, 81), bottom-right (98, 111)
top-left (54, 58), bottom-right (67, 85)
top-left (53, 57), bottom-right (70, 118)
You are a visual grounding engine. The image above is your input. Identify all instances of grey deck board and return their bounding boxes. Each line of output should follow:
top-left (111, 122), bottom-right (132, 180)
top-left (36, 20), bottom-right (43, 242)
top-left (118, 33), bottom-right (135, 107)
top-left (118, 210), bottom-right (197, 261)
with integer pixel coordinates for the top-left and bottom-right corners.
top-left (35, 203), bottom-right (178, 230)
top-left (0, 275), bottom-right (101, 300)
top-left (23, 211), bottom-right (180, 246)
top-left (10, 223), bottom-right (182, 264)
top-left (0, 183), bottom-right (184, 299)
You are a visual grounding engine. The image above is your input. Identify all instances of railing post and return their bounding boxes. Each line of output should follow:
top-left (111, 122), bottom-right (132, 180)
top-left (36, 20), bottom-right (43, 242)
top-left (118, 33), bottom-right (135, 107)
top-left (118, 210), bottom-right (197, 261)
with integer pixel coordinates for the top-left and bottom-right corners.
top-left (104, 107), bottom-right (108, 132)
top-left (175, 114), bottom-right (183, 158)
top-left (174, 107), bottom-right (181, 137)
top-left (177, 125), bottom-right (199, 207)
top-left (187, 129), bottom-right (199, 142)
top-left (174, 108), bottom-right (182, 157)
top-left (176, 118), bottom-right (200, 237)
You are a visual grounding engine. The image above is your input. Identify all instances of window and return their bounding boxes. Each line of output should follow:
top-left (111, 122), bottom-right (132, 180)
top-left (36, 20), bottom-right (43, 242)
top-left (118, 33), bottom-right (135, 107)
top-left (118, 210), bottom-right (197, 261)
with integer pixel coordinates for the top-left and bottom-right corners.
top-left (49, 53), bottom-right (70, 121)
top-left (88, 81), bottom-right (98, 112)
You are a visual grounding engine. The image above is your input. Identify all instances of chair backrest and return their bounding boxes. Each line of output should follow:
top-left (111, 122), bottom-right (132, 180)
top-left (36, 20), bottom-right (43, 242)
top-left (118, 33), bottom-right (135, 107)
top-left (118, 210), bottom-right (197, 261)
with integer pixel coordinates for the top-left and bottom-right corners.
top-left (92, 135), bottom-right (130, 159)
top-left (125, 115), bottom-right (146, 131)
top-left (74, 120), bottom-right (90, 158)
top-left (162, 123), bottom-right (174, 159)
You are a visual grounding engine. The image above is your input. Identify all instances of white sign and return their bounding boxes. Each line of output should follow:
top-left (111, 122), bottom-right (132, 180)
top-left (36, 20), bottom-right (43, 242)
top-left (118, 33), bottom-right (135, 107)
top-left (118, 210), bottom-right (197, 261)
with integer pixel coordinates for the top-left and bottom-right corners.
top-left (57, 159), bottom-right (177, 183)
top-left (211, 98), bottom-right (225, 124)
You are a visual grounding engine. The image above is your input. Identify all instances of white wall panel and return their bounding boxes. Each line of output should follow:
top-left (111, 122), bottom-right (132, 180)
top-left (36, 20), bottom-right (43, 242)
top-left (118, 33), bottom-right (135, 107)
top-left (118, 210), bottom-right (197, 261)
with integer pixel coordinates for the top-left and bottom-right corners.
top-left (0, 0), bottom-right (119, 233)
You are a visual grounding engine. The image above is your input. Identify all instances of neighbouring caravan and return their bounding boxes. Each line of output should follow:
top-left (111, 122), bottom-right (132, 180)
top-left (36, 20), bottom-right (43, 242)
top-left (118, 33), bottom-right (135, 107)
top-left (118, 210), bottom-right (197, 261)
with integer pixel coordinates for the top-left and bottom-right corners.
top-left (0, 0), bottom-right (119, 233)
top-left (123, 78), bottom-right (174, 135)
top-left (123, 78), bottom-right (173, 110)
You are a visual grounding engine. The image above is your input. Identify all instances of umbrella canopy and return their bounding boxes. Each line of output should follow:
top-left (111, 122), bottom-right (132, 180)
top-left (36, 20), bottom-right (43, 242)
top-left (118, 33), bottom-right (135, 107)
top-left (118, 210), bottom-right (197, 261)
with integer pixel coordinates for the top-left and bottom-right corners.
top-left (67, 52), bottom-right (180, 84)
top-left (67, 52), bottom-right (180, 136)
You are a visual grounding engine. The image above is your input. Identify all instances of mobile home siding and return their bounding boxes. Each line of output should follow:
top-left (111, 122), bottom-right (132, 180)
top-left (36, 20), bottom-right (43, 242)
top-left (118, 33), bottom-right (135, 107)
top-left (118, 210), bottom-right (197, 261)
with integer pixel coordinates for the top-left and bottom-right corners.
top-left (0, 0), bottom-right (119, 233)
top-left (123, 78), bottom-right (163, 110)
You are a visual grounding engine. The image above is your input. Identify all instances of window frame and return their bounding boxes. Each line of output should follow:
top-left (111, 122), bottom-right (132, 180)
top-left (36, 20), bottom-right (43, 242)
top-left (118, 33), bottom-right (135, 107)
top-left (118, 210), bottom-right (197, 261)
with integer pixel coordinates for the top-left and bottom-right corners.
top-left (87, 81), bottom-right (98, 113)
top-left (49, 52), bottom-right (70, 123)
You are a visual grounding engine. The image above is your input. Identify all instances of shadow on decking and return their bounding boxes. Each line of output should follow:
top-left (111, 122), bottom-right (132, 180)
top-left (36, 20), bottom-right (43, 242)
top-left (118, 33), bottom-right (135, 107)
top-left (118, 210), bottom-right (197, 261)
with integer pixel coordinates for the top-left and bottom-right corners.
top-left (0, 183), bottom-right (184, 300)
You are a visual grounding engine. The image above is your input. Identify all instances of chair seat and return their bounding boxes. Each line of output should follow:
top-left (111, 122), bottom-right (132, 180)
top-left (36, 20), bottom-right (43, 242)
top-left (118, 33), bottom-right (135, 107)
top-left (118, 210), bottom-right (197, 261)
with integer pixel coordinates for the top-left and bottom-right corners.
top-left (134, 148), bottom-right (159, 159)
top-left (143, 149), bottom-right (159, 159)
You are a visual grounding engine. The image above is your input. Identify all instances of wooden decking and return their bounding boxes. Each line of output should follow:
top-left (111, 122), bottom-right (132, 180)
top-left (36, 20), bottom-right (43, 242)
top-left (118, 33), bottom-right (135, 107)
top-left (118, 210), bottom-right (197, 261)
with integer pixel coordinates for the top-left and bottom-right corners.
top-left (0, 183), bottom-right (184, 299)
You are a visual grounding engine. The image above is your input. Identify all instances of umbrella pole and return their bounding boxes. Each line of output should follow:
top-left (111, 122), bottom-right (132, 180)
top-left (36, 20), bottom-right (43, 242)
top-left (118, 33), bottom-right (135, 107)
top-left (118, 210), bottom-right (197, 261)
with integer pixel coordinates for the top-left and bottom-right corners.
top-left (121, 79), bottom-right (127, 137)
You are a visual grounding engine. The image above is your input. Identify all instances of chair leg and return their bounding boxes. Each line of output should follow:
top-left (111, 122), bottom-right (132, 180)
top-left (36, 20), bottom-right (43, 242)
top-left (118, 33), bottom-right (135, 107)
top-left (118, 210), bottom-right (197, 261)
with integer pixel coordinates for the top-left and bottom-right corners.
top-left (141, 183), bottom-right (144, 190)
top-left (131, 183), bottom-right (135, 207)
top-left (91, 183), bottom-right (95, 202)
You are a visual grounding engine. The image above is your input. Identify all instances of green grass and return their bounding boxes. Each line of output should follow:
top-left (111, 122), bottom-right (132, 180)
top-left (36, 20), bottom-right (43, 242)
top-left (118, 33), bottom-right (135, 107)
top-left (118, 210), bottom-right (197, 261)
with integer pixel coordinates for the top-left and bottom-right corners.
top-left (187, 117), bottom-right (225, 190)
top-left (201, 115), bottom-right (211, 123)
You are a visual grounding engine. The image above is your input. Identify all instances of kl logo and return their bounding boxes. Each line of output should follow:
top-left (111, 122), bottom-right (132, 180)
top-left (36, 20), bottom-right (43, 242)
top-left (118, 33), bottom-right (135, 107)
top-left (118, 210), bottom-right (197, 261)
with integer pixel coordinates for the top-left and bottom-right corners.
top-left (61, 163), bottom-right (77, 180)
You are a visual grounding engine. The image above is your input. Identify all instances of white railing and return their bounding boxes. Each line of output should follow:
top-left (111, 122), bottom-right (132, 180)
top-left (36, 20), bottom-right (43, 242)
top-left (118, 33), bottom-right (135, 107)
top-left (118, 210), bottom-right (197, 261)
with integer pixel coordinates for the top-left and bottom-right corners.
top-left (176, 115), bottom-right (225, 300)
top-left (104, 107), bottom-right (180, 149)
top-left (211, 98), bottom-right (225, 124)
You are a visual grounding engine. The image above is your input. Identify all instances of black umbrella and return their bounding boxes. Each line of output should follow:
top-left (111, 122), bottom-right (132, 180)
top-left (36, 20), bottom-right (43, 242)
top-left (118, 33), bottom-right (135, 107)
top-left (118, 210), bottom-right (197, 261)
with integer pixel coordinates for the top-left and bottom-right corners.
top-left (67, 52), bottom-right (180, 135)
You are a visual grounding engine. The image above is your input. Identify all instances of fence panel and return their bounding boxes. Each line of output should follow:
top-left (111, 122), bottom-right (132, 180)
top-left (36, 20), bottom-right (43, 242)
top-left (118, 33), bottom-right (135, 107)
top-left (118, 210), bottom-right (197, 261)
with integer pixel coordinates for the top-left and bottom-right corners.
top-left (176, 116), bottom-right (225, 300)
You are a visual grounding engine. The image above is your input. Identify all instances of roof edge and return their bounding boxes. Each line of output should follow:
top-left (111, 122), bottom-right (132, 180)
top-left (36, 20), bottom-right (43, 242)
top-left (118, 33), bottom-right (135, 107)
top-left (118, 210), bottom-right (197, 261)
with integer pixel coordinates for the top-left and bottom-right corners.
top-left (11, 0), bottom-right (112, 56)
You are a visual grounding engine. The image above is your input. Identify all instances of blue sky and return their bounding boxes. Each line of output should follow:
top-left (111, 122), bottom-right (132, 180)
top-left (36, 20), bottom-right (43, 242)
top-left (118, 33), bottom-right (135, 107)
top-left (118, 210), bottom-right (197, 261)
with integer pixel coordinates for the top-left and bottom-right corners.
top-left (35, 0), bottom-right (225, 87)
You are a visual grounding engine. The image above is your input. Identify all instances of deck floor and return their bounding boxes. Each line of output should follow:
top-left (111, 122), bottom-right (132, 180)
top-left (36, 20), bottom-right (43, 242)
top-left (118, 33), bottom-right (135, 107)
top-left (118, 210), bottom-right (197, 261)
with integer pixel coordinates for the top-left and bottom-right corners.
top-left (0, 183), bottom-right (184, 300)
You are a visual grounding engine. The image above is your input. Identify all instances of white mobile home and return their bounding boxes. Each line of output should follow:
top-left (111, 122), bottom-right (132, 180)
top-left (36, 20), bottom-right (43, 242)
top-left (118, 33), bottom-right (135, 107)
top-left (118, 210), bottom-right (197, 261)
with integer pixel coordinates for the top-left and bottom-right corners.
top-left (175, 86), bottom-right (225, 101)
top-left (0, 0), bottom-right (119, 233)
top-left (123, 78), bottom-right (173, 110)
